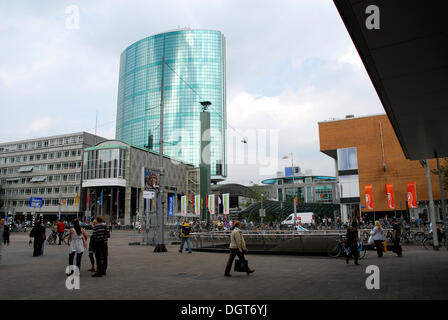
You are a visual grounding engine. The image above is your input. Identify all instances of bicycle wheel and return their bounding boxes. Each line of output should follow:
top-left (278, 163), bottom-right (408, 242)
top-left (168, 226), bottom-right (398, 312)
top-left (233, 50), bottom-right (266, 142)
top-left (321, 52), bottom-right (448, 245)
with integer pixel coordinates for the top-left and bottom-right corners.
top-left (414, 232), bottom-right (425, 242)
top-left (327, 240), bottom-right (341, 258)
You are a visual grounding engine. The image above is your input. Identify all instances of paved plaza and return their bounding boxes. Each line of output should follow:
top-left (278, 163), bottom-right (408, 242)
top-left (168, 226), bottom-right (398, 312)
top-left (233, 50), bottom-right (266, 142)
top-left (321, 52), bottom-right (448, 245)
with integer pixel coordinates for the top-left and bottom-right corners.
top-left (1, 230), bottom-right (447, 300)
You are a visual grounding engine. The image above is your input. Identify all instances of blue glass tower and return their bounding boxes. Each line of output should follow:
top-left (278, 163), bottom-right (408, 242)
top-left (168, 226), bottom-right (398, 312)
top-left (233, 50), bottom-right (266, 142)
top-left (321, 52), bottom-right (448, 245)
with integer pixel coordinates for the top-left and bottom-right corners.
top-left (115, 29), bottom-right (226, 178)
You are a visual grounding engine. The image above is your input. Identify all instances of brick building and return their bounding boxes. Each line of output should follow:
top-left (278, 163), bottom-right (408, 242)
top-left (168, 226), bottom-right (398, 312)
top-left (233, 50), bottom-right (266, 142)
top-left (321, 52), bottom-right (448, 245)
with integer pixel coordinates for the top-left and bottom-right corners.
top-left (318, 114), bottom-right (443, 223)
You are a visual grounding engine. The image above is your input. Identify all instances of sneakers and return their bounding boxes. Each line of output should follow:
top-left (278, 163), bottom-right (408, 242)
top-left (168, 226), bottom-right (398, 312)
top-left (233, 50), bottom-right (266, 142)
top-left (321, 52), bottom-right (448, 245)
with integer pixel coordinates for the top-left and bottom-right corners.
top-left (246, 269), bottom-right (255, 274)
top-left (224, 274), bottom-right (232, 277)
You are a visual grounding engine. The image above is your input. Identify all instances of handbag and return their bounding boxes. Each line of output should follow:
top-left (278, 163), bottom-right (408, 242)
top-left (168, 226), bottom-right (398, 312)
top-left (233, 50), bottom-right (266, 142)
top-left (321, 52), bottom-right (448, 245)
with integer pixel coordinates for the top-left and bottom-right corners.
top-left (368, 235), bottom-right (374, 245)
top-left (234, 259), bottom-right (247, 272)
top-left (382, 241), bottom-right (388, 253)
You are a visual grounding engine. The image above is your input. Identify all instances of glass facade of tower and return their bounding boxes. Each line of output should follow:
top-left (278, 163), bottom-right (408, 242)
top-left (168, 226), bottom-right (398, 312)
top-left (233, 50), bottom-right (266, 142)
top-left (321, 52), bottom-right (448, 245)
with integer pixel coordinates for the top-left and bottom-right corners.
top-left (115, 29), bottom-right (226, 177)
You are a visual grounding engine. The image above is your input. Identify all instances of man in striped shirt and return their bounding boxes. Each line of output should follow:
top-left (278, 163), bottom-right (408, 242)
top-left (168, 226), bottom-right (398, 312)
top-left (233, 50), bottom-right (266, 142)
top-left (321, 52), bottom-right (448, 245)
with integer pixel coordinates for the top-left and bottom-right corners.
top-left (91, 216), bottom-right (110, 277)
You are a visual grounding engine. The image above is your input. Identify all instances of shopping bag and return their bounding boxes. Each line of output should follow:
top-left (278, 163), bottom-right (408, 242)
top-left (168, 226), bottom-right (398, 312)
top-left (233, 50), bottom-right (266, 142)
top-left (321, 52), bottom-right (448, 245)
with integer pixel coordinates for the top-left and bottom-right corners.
top-left (368, 235), bottom-right (374, 245)
top-left (382, 241), bottom-right (388, 253)
top-left (234, 259), bottom-right (247, 272)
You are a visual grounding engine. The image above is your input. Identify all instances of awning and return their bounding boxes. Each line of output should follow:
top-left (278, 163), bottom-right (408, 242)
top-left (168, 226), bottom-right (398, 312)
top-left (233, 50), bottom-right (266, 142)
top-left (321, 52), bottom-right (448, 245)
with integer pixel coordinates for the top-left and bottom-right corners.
top-left (18, 166), bottom-right (34, 173)
top-left (333, 0), bottom-right (448, 160)
top-left (30, 176), bottom-right (47, 183)
top-left (6, 178), bottom-right (19, 182)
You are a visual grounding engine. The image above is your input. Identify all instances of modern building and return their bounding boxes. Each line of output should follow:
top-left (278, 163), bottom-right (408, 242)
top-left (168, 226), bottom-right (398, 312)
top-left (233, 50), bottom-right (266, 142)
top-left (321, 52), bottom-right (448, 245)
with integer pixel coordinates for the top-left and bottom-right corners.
top-left (261, 172), bottom-right (339, 205)
top-left (0, 132), bottom-right (105, 221)
top-left (82, 139), bottom-right (196, 225)
top-left (115, 29), bottom-right (227, 180)
top-left (319, 114), bottom-right (443, 222)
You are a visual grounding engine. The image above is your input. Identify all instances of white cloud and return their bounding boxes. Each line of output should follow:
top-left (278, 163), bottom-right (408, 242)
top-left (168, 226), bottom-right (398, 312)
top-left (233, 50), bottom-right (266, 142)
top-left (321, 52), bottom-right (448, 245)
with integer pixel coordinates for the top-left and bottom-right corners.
top-left (25, 117), bottom-right (54, 136)
top-left (0, 0), bottom-right (385, 186)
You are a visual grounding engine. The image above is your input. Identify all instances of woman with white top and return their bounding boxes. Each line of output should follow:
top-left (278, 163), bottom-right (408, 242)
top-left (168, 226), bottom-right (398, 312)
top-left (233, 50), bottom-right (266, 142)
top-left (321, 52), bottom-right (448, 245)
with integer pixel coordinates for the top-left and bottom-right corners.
top-left (67, 219), bottom-right (88, 275)
top-left (370, 220), bottom-right (385, 257)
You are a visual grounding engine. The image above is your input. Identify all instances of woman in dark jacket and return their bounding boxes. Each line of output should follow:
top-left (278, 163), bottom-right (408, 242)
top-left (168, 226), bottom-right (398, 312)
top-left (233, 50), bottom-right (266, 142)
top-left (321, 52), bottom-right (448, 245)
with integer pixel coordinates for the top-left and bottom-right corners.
top-left (30, 219), bottom-right (46, 257)
top-left (345, 221), bottom-right (360, 265)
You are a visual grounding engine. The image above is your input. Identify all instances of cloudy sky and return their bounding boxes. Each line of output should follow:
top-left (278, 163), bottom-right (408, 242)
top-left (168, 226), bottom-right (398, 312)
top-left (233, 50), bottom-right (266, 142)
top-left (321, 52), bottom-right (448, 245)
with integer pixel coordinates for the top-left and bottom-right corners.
top-left (0, 0), bottom-right (384, 185)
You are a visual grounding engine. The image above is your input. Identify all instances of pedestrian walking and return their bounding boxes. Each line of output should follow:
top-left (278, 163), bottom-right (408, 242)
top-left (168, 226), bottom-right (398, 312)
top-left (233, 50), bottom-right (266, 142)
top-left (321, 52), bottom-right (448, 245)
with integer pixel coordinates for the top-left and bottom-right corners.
top-left (30, 219), bottom-right (46, 257)
top-left (88, 219), bottom-right (97, 272)
top-left (57, 220), bottom-right (65, 245)
top-left (0, 218), bottom-right (11, 264)
top-left (224, 221), bottom-right (255, 277)
top-left (179, 221), bottom-right (192, 253)
top-left (370, 220), bottom-right (385, 257)
top-left (345, 221), bottom-right (360, 265)
top-left (392, 218), bottom-right (403, 257)
top-left (91, 216), bottom-right (110, 277)
top-left (67, 219), bottom-right (87, 275)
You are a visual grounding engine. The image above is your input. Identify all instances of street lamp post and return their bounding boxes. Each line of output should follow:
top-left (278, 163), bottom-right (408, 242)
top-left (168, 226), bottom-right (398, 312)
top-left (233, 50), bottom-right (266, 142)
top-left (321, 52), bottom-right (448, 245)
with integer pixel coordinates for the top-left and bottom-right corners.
top-left (260, 193), bottom-right (264, 225)
top-left (154, 55), bottom-right (167, 252)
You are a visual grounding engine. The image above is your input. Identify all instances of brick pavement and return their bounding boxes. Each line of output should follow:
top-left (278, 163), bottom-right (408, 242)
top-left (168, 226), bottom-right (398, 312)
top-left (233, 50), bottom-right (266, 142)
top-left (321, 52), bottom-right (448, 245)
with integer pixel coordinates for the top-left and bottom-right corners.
top-left (0, 231), bottom-right (447, 300)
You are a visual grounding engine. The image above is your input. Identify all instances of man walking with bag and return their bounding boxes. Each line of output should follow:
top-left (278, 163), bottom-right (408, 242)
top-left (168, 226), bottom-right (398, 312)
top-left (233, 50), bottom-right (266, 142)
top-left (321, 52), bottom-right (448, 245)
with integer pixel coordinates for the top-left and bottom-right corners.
top-left (224, 221), bottom-right (254, 277)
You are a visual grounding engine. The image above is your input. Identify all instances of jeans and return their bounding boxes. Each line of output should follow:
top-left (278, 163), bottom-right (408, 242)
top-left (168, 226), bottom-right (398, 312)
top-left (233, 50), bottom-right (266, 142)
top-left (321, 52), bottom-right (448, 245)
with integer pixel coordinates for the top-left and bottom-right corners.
top-left (393, 238), bottom-right (402, 256)
top-left (374, 240), bottom-right (383, 257)
top-left (69, 251), bottom-right (83, 270)
top-left (94, 243), bottom-right (108, 275)
top-left (58, 232), bottom-right (64, 245)
top-left (179, 237), bottom-right (192, 253)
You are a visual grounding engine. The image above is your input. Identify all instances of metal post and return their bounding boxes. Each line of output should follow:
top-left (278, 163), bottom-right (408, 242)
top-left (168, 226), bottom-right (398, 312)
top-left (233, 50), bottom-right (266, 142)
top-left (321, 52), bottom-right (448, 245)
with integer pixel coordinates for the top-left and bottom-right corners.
top-left (425, 160), bottom-right (439, 249)
top-left (436, 158), bottom-right (446, 220)
top-left (293, 197), bottom-right (297, 234)
top-left (154, 55), bottom-right (167, 252)
top-left (110, 187), bottom-right (113, 223)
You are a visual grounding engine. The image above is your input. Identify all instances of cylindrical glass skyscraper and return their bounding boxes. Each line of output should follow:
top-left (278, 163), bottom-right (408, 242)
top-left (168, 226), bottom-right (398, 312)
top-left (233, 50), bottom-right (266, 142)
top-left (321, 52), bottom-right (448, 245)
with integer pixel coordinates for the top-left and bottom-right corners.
top-left (115, 29), bottom-right (226, 178)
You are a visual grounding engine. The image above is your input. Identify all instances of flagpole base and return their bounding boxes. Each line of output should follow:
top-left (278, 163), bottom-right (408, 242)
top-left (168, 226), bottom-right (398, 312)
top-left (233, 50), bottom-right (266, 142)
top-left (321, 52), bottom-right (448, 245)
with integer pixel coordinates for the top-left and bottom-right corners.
top-left (153, 244), bottom-right (167, 252)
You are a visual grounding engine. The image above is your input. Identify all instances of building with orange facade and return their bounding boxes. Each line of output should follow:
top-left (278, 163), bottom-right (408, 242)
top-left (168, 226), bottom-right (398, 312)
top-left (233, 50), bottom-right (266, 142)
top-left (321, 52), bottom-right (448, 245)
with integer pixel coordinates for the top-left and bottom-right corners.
top-left (318, 114), bottom-right (444, 223)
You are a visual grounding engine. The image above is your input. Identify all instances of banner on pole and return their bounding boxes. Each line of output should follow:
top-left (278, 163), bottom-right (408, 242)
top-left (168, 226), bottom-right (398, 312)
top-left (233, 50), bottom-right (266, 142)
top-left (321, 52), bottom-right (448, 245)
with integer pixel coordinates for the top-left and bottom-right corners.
top-left (223, 193), bottom-right (230, 215)
top-left (407, 182), bottom-right (417, 208)
top-left (385, 183), bottom-right (395, 209)
top-left (181, 195), bottom-right (187, 216)
top-left (364, 184), bottom-right (373, 210)
top-left (194, 195), bottom-right (201, 215)
top-left (168, 196), bottom-right (174, 216)
top-left (208, 194), bottom-right (215, 215)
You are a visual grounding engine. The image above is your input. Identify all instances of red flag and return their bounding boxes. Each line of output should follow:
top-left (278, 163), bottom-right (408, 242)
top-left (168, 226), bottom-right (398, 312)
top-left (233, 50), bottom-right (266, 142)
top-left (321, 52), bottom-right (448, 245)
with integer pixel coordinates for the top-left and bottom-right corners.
top-left (364, 185), bottom-right (373, 210)
top-left (86, 192), bottom-right (89, 207)
top-left (407, 182), bottom-right (417, 208)
top-left (385, 184), bottom-right (395, 209)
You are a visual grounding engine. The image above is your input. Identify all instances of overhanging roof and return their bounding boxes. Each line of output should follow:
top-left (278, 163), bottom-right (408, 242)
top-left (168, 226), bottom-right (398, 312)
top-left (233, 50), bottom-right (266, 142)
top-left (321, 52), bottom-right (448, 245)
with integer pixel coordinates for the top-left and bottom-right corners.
top-left (334, 0), bottom-right (448, 160)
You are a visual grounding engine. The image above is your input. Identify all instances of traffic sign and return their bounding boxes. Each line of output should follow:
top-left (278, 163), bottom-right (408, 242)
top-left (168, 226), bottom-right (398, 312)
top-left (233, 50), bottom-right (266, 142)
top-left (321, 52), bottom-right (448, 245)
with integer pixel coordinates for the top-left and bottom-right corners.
top-left (29, 197), bottom-right (43, 208)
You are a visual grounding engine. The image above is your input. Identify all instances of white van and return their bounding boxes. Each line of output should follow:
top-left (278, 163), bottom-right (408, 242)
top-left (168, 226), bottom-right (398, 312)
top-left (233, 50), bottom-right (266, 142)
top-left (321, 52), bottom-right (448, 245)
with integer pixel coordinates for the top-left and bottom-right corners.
top-left (281, 212), bottom-right (314, 226)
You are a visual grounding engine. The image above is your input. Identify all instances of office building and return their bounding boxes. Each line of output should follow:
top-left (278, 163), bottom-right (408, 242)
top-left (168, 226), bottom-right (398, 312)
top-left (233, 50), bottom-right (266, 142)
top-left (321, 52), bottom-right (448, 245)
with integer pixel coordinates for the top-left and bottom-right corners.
top-left (319, 114), bottom-right (443, 222)
top-left (115, 29), bottom-right (227, 180)
top-left (0, 132), bottom-right (104, 221)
